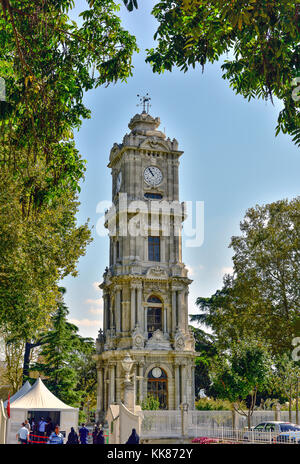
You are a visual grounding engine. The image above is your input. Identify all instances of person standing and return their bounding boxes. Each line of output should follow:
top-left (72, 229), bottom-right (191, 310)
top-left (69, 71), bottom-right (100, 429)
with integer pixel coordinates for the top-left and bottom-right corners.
top-left (48, 425), bottom-right (64, 444)
top-left (45, 417), bottom-right (54, 437)
top-left (66, 427), bottom-right (79, 444)
top-left (24, 420), bottom-right (31, 432)
top-left (16, 423), bottom-right (29, 444)
top-left (78, 423), bottom-right (89, 444)
top-left (38, 416), bottom-right (47, 442)
top-left (95, 429), bottom-right (105, 444)
top-left (92, 425), bottom-right (99, 444)
top-left (126, 428), bottom-right (139, 444)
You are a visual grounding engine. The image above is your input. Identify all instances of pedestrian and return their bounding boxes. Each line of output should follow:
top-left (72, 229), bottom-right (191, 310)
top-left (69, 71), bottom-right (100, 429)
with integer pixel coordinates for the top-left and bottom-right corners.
top-left (126, 428), bottom-right (139, 444)
top-left (48, 425), bottom-right (64, 444)
top-left (24, 419), bottom-right (31, 432)
top-left (66, 427), bottom-right (79, 444)
top-left (45, 417), bottom-right (54, 437)
top-left (95, 429), bottom-right (105, 444)
top-left (92, 425), bottom-right (99, 444)
top-left (78, 423), bottom-right (89, 444)
top-left (16, 422), bottom-right (29, 444)
top-left (38, 416), bottom-right (47, 442)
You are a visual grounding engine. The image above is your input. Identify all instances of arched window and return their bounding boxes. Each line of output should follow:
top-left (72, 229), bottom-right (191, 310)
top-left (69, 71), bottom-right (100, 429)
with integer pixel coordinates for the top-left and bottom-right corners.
top-left (147, 296), bottom-right (162, 338)
top-left (147, 367), bottom-right (168, 409)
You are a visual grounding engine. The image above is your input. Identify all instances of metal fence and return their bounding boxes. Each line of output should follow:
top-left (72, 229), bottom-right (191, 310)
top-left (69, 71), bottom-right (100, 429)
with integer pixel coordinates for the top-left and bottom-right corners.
top-left (141, 411), bottom-right (181, 438)
top-left (140, 410), bottom-right (300, 443)
top-left (190, 426), bottom-right (300, 444)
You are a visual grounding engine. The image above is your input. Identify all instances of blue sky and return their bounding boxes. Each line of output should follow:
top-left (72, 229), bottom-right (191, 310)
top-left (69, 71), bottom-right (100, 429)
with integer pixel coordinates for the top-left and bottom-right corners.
top-left (63, 1), bottom-right (300, 339)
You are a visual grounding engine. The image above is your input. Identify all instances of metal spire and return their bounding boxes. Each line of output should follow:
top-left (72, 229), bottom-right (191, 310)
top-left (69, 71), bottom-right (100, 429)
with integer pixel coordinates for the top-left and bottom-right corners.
top-left (137, 93), bottom-right (151, 114)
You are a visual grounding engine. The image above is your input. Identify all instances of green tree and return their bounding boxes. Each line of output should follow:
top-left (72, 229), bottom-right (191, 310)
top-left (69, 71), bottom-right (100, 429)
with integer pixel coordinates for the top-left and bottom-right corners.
top-left (271, 354), bottom-right (300, 422)
top-left (191, 197), bottom-right (300, 355)
top-left (143, 0), bottom-right (300, 146)
top-left (190, 326), bottom-right (217, 397)
top-left (211, 339), bottom-right (272, 429)
top-left (30, 288), bottom-right (95, 406)
top-left (0, 167), bottom-right (92, 342)
top-left (0, 0), bottom-right (138, 207)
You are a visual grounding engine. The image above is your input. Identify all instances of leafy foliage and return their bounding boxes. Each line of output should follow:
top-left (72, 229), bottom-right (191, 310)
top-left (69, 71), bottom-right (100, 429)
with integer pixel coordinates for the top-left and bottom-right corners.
top-left (145, 0), bottom-right (300, 146)
top-left (0, 0), bottom-right (138, 208)
top-left (141, 394), bottom-right (160, 410)
top-left (211, 339), bottom-right (272, 426)
top-left (191, 197), bottom-right (300, 355)
top-left (0, 167), bottom-right (92, 339)
top-left (195, 397), bottom-right (232, 411)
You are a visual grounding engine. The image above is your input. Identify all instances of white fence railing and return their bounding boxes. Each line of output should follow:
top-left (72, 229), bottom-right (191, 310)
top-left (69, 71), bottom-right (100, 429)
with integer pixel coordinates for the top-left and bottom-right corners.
top-left (190, 426), bottom-right (300, 444)
top-left (140, 410), bottom-right (300, 443)
top-left (141, 410), bottom-right (181, 438)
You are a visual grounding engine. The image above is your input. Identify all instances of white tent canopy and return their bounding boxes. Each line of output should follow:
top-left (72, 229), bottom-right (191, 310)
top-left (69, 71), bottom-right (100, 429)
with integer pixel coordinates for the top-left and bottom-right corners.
top-left (10, 378), bottom-right (75, 411)
top-left (3, 380), bottom-right (32, 408)
top-left (7, 378), bottom-right (79, 443)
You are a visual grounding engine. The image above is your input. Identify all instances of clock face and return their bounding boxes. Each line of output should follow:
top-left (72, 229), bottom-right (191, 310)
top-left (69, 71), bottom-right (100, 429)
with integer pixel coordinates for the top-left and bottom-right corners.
top-left (116, 171), bottom-right (122, 192)
top-left (152, 367), bottom-right (162, 378)
top-left (144, 166), bottom-right (163, 186)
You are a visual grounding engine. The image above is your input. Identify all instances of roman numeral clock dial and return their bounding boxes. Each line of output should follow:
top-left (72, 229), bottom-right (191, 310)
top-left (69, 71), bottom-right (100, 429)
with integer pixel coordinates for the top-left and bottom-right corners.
top-left (144, 166), bottom-right (163, 186)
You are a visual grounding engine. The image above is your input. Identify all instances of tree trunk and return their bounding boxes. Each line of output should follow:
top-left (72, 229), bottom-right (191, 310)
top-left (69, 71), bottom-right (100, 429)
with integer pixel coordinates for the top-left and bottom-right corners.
top-left (22, 341), bottom-right (32, 382)
top-left (22, 339), bottom-right (44, 383)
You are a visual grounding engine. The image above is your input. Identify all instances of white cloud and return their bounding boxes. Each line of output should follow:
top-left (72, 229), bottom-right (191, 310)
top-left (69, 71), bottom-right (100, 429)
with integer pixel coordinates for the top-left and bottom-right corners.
top-left (85, 298), bottom-right (102, 307)
top-left (69, 318), bottom-right (99, 328)
top-left (85, 297), bottom-right (103, 316)
top-left (221, 266), bottom-right (234, 275)
top-left (186, 264), bottom-right (204, 276)
top-left (92, 281), bottom-right (101, 291)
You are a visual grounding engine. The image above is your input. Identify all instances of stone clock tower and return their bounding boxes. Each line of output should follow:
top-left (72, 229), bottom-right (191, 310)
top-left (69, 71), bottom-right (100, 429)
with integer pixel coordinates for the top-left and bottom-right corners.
top-left (95, 108), bottom-right (196, 420)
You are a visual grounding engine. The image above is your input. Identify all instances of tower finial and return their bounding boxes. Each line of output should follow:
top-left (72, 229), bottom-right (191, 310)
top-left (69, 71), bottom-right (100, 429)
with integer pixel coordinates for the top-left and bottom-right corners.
top-left (137, 93), bottom-right (151, 114)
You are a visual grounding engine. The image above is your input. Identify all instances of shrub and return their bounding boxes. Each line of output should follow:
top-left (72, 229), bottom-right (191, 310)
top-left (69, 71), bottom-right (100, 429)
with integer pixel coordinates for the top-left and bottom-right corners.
top-left (195, 398), bottom-right (232, 411)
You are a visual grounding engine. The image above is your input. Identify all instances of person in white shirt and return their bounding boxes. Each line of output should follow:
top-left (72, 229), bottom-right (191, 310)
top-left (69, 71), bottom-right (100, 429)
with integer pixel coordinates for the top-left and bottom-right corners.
top-left (38, 416), bottom-right (46, 433)
top-left (16, 423), bottom-right (29, 444)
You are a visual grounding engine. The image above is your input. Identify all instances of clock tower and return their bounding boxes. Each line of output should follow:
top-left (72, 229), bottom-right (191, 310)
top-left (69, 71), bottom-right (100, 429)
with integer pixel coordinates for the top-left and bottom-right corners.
top-left (95, 109), bottom-right (196, 419)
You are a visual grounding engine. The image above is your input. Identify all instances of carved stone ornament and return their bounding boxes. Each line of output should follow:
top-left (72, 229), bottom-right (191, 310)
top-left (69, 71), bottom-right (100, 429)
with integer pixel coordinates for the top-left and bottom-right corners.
top-left (146, 266), bottom-right (168, 279)
top-left (145, 329), bottom-right (171, 351)
top-left (174, 330), bottom-right (186, 351)
top-left (104, 328), bottom-right (116, 351)
top-left (131, 325), bottom-right (145, 350)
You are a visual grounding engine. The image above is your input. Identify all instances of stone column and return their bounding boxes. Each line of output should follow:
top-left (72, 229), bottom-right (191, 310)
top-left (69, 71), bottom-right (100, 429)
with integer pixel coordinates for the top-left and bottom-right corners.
top-left (115, 363), bottom-right (121, 403)
top-left (109, 363), bottom-right (115, 404)
top-left (96, 366), bottom-right (103, 418)
top-left (137, 285), bottom-right (143, 331)
top-left (104, 369), bottom-right (108, 410)
top-left (138, 362), bottom-right (144, 404)
top-left (175, 363), bottom-right (180, 409)
top-left (130, 285), bottom-right (136, 330)
top-left (163, 305), bottom-right (167, 334)
top-left (172, 290), bottom-right (177, 334)
top-left (103, 293), bottom-right (107, 331)
top-left (115, 287), bottom-right (121, 333)
top-left (181, 363), bottom-right (187, 403)
top-left (178, 290), bottom-right (185, 330)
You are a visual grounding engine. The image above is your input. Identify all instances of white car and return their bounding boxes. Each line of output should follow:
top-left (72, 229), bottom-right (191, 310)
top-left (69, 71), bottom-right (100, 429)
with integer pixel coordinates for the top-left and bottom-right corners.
top-left (243, 421), bottom-right (300, 443)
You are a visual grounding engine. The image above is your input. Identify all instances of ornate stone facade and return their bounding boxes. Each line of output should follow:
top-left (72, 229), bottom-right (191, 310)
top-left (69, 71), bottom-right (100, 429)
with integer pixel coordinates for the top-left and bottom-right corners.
top-left (95, 111), bottom-right (196, 420)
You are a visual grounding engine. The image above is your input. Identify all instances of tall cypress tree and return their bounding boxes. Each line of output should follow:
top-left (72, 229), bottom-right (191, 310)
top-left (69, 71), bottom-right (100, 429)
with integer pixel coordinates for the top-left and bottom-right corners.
top-left (30, 288), bottom-right (94, 406)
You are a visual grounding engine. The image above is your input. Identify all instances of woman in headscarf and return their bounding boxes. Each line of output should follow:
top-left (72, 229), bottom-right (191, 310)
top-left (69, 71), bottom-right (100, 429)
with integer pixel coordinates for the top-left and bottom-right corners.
top-left (66, 427), bottom-right (79, 444)
top-left (126, 428), bottom-right (139, 444)
top-left (96, 429), bottom-right (105, 444)
top-left (92, 425), bottom-right (99, 444)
